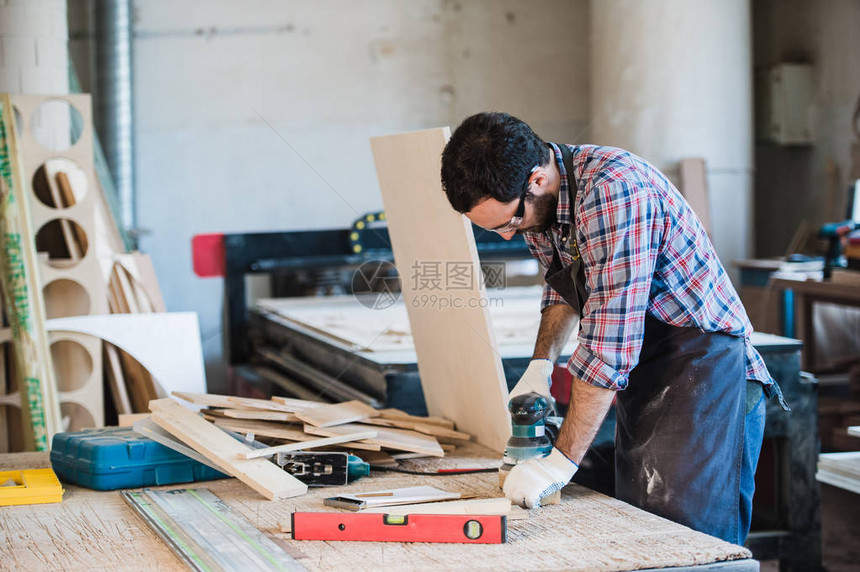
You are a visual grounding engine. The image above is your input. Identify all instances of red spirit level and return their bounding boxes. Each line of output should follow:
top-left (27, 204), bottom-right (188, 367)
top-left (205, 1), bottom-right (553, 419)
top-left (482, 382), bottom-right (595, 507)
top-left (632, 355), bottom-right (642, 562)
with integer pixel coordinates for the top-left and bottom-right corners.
top-left (290, 512), bottom-right (506, 544)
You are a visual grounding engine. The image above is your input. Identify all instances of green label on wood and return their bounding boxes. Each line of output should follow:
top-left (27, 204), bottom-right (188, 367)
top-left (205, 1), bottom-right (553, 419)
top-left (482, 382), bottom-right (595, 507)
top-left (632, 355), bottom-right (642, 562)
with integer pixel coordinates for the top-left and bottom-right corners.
top-left (0, 100), bottom-right (49, 450)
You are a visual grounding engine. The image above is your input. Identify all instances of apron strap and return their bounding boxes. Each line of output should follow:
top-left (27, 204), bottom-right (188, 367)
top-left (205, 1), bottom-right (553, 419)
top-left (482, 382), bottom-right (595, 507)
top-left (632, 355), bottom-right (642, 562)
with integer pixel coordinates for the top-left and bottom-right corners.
top-left (542, 144), bottom-right (588, 312)
top-left (555, 143), bottom-right (581, 259)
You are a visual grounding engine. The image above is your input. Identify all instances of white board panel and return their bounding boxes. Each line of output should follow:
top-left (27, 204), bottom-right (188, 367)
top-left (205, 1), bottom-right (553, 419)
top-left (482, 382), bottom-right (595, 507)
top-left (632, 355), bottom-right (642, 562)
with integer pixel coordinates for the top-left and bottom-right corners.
top-left (370, 128), bottom-right (510, 452)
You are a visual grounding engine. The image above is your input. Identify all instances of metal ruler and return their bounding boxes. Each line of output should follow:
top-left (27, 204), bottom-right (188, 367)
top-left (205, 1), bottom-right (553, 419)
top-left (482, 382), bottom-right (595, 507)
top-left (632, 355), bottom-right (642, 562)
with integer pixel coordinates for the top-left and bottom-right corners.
top-left (122, 488), bottom-right (307, 572)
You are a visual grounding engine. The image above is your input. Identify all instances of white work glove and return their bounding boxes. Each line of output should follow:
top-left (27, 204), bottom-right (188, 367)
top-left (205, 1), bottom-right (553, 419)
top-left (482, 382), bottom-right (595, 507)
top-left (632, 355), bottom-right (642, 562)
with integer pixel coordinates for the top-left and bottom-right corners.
top-left (509, 359), bottom-right (554, 399)
top-left (503, 447), bottom-right (578, 508)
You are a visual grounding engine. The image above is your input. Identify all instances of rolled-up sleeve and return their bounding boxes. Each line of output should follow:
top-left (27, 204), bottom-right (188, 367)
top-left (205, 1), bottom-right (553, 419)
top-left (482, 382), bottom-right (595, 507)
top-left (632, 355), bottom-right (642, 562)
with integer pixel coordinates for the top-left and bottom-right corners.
top-left (566, 180), bottom-right (663, 390)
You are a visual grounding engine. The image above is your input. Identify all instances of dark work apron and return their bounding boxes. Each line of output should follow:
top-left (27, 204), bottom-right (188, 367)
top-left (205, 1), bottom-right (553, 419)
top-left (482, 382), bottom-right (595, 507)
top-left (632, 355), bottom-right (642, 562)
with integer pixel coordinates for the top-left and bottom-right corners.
top-left (544, 144), bottom-right (758, 543)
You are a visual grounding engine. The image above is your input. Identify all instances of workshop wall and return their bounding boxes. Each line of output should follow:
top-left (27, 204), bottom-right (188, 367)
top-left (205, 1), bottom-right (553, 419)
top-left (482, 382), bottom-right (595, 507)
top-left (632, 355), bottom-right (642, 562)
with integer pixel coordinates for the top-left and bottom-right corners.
top-left (71, 0), bottom-right (589, 392)
top-left (753, 0), bottom-right (860, 256)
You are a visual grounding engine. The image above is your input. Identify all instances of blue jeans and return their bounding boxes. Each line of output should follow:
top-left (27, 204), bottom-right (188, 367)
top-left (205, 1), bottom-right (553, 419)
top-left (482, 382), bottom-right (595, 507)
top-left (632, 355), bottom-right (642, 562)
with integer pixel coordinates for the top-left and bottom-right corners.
top-left (739, 391), bottom-right (766, 543)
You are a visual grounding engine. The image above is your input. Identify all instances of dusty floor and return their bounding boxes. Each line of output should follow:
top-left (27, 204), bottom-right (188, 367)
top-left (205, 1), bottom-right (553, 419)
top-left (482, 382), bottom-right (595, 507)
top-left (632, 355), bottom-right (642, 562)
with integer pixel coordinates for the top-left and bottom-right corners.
top-left (760, 482), bottom-right (860, 571)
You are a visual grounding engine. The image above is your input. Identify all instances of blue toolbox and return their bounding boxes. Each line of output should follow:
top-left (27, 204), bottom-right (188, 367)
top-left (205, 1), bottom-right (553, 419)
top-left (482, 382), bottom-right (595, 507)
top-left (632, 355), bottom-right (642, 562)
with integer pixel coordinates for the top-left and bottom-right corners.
top-left (50, 427), bottom-right (227, 490)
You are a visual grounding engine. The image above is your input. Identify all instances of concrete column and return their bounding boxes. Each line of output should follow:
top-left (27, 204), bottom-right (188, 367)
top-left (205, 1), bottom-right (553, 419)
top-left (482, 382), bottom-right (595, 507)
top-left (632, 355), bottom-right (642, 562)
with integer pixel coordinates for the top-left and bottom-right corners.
top-left (0, 0), bottom-right (69, 94)
top-left (589, 0), bottom-right (753, 279)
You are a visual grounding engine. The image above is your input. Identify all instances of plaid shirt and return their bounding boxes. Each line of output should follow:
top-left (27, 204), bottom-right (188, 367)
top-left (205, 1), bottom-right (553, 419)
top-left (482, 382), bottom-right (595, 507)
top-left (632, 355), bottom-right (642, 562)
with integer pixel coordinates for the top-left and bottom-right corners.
top-left (524, 144), bottom-right (774, 391)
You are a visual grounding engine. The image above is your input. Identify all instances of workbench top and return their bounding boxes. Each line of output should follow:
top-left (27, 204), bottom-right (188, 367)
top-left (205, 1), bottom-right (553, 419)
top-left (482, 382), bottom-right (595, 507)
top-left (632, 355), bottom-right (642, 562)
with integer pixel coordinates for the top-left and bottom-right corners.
top-left (0, 446), bottom-right (753, 571)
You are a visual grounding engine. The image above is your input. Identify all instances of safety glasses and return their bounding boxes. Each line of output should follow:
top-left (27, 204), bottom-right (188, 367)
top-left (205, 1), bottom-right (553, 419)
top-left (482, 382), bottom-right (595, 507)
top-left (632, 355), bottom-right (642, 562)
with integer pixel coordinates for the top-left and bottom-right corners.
top-left (490, 165), bottom-right (539, 234)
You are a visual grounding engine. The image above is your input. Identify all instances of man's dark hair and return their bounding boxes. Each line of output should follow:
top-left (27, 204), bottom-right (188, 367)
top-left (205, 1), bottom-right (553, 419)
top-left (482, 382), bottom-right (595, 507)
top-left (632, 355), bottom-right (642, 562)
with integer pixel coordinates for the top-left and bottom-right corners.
top-left (441, 112), bottom-right (549, 213)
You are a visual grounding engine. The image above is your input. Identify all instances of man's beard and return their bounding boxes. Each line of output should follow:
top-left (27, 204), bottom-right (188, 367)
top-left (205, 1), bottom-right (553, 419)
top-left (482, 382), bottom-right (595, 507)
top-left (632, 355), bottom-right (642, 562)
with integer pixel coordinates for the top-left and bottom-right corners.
top-left (517, 192), bottom-right (557, 234)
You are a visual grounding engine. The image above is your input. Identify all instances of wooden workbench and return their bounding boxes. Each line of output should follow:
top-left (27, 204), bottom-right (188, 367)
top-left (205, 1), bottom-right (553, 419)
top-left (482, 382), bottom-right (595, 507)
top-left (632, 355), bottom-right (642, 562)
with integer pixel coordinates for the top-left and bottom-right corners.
top-left (1, 444), bottom-right (755, 572)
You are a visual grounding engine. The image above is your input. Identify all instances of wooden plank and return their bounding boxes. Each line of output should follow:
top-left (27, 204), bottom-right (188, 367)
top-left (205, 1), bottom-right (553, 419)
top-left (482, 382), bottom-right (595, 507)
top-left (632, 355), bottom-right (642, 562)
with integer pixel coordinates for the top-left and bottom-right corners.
top-left (351, 449), bottom-right (397, 467)
top-left (119, 347), bottom-right (158, 413)
top-left (378, 408), bottom-right (455, 429)
top-left (206, 416), bottom-right (309, 440)
top-left (43, 170), bottom-right (82, 261)
top-left (54, 170), bottom-right (89, 256)
top-left (129, 252), bottom-right (166, 313)
top-left (371, 129), bottom-right (510, 452)
top-left (112, 262), bottom-right (141, 313)
top-left (240, 431), bottom-right (378, 459)
top-left (104, 342), bottom-right (132, 415)
top-left (361, 417), bottom-right (471, 440)
top-left (295, 400), bottom-right (378, 428)
top-left (173, 392), bottom-right (302, 414)
top-left (209, 417), bottom-right (381, 452)
top-left (306, 422), bottom-right (444, 457)
top-left (679, 157), bottom-right (712, 236)
top-left (118, 413), bottom-right (150, 427)
top-left (149, 398), bottom-right (307, 500)
top-left (222, 409), bottom-right (298, 423)
top-left (173, 391), bottom-right (239, 409)
top-left (0, 327), bottom-right (8, 453)
top-left (105, 273), bottom-right (124, 314)
top-left (0, 95), bottom-right (63, 450)
top-left (228, 396), bottom-right (319, 414)
top-left (413, 423), bottom-right (471, 441)
top-left (270, 395), bottom-right (326, 412)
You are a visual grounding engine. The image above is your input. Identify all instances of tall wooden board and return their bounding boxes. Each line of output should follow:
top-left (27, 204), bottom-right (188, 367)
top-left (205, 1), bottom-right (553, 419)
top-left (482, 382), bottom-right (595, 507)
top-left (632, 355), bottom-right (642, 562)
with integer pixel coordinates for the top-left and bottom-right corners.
top-left (370, 129), bottom-right (510, 452)
top-left (0, 94), bottom-right (61, 449)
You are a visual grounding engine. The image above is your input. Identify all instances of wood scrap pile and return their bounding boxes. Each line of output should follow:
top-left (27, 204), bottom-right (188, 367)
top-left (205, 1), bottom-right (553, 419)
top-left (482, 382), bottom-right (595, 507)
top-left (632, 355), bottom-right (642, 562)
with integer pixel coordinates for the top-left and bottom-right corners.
top-left (170, 391), bottom-right (473, 467)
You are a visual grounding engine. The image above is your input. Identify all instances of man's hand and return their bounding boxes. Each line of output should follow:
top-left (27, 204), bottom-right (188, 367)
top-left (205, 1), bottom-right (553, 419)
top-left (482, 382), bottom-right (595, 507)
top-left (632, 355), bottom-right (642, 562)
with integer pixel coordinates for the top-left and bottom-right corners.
top-left (503, 447), bottom-right (578, 508)
top-left (509, 359), bottom-right (554, 399)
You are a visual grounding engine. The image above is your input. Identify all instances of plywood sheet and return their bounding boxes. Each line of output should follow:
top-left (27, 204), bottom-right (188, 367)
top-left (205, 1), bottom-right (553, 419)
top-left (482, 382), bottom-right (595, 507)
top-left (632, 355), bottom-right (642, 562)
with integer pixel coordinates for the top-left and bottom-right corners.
top-left (370, 128), bottom-right (510, 452)
top-left (149, 398), bottom-right (307, 500)
top-left (47, 313), bottom-right (206, 397)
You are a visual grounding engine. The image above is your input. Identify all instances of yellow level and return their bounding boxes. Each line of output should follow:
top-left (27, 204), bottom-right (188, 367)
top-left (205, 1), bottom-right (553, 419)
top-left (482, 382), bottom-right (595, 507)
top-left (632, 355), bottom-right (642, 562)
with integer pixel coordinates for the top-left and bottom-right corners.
top-left (0, 468), bottom-right (64, 506)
